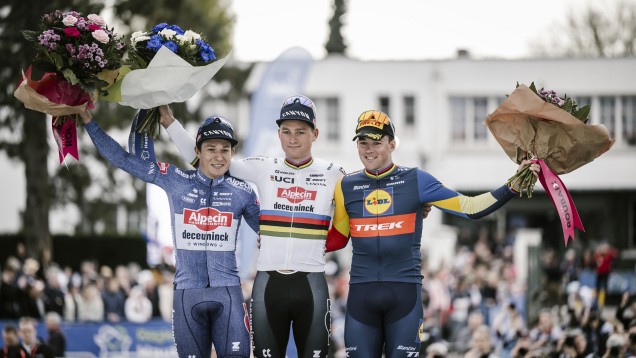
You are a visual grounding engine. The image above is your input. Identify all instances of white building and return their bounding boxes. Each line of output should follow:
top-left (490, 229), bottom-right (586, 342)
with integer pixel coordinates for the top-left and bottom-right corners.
top-left (238, 53), bottom-right (636, 268)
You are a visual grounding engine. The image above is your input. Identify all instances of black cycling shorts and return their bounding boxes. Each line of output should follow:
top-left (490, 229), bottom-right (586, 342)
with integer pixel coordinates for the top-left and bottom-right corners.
top-left (250, 270), bottom-right (330, 358)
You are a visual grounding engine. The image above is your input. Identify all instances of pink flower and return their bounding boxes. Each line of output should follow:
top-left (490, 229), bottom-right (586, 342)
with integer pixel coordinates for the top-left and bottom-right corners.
top-left (91, 29), bottom-right (109, 43)
top-left (62, 15), bottom-right (78, 26)
top-left (87, 14), bottom-right (105, 26)
top-left (88, 24), bottom-right (101, 31)
top-left (63, 27), bottom-right (81, 38)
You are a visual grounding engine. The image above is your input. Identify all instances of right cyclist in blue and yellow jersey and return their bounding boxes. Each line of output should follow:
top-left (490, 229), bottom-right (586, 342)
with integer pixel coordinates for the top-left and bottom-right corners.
top-left (326, 110), bottom-right (540, 358)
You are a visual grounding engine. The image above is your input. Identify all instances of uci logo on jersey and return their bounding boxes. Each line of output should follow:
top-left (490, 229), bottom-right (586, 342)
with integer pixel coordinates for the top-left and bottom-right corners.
top-left (363, 188), bottom-right (393, 216)
top-left (270, 175), bottom-right (295, 184)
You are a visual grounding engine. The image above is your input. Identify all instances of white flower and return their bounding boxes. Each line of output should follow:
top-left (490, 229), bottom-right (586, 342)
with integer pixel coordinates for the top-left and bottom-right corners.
top-left (131, 35), bottom-right (150, 45)
top-left (62, 15), bottom-right (78, 26)
top-left (159, 28), bottom-right (177, 40)
top-left (92, 29), bottom-right (110, 44)
top-left (183, 30), bottom-right (201, 42)
top-left (87, 14), bottom-right (105, 26)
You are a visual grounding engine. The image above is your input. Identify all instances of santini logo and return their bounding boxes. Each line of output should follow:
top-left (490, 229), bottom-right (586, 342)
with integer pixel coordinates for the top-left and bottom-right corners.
top-left (183, 208), bottom-right (233, 231)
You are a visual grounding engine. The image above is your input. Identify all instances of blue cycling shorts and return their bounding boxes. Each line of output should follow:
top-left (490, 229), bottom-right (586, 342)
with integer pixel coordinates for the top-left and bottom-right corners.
top-left (173, 286), bottom-right (250, 358)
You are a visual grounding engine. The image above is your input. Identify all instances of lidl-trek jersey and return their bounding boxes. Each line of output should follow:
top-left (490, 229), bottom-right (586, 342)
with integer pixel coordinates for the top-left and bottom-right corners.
top-left (327, 165), bottom-right (517, 284)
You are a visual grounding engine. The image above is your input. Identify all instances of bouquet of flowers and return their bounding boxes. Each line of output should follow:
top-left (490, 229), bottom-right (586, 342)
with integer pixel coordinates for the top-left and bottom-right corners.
top-left (504, 82), bottom-right (592, 197)
top-left (111, 23), bottom-right (229, 138)
top-left (15, 10), bottom-right (126, 162)
top-left (484, 83), bottom-right (614, 245)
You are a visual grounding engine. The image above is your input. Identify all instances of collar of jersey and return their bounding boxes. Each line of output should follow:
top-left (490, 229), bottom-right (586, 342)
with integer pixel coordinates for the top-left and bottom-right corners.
top-left (364, 163), bottom-right (396, 179)
top-left (284, 157), bottom-right (313, 169)
top-left (196, 168), bottom-right (226, 186)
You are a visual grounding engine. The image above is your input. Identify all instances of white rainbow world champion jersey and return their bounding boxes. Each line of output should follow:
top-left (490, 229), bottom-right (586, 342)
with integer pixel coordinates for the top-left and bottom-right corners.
top-left (230, 157), bottom-right (345, 272)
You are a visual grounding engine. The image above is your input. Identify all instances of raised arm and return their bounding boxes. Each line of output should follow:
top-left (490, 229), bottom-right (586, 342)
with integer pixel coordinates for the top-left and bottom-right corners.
top-left (79, 110), bottom-right (161, 184)
top-left (160, 105), bottom-right (198, 165)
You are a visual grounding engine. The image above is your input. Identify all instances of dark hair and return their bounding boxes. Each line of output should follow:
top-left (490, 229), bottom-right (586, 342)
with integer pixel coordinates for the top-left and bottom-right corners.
top-left (608, 346), bottom-right (622, 357)
top-left (3, 324), bottom-right (18, 334)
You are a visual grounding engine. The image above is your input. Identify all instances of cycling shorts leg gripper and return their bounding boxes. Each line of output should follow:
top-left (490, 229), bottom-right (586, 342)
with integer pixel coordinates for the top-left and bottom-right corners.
top-left (344, 282), bottom-right (422, 358)
top-left (250, 271), bottom-right (330, 358)
top-left (173, 287), bottom-right (250, 358)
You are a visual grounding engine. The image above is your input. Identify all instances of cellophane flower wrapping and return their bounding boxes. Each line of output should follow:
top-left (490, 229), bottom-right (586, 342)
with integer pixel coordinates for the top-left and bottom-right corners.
top-left (111, 23), bottom-right (230, 138)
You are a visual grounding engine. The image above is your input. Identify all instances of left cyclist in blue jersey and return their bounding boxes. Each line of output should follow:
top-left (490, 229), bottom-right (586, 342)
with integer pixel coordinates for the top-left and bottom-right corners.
top-left (326, 110), bottom-right (540, 358)
top-left (78, 109), bottom-right (260, 358)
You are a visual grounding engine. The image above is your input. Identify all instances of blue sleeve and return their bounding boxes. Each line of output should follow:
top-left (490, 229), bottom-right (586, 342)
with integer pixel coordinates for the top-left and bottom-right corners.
top-left (242, 189), bottom-right (261, 233)
top-left (85, 121), bottom-right (164, 186)
top-left (416, 169), bottom-right (516, 220)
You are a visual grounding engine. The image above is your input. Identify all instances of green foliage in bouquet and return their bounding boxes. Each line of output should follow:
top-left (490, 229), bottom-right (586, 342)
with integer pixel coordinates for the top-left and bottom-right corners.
top-left (520, 82), bottom-right (591, 123)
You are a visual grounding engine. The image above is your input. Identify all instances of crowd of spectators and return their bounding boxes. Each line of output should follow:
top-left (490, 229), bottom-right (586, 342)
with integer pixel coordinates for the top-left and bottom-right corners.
top-left (0, 233), bottom-right (630, 358)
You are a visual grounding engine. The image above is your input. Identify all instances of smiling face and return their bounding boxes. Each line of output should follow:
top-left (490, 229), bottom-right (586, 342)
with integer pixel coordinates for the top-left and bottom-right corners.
top-left (195, 139), bottom-right (234, 179)
top-left (356, 135), bottom-right (396, 172)
top-left (278, 120), bottom-right (318, 162)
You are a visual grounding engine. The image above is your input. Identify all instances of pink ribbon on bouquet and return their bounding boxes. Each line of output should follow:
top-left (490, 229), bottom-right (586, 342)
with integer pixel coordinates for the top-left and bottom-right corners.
top-left (532, 159), bottom-right (584, 246)
top-left (52, 118), bottom-right (79, 162)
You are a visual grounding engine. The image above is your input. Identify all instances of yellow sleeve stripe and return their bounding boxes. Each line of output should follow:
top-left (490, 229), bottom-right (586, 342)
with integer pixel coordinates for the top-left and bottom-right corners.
top-left (430, 193), bottom-right (497, 215)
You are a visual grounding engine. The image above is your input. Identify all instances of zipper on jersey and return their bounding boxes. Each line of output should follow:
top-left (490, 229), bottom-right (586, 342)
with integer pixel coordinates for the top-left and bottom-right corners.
top-left (285, 169), bottom-right (301, 268)
top-left (375, 177), bottom-right (382, 281)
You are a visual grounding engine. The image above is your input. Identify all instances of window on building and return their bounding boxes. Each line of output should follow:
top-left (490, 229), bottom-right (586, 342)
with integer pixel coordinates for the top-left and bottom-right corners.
top-left (474, 97), bottom-right (488, 140)
top-left (313, 97), bottom-right (340, 142)
top-left (600, 96), bottom-right (616, 138)
top-left (404, 96), bottom-right (415, 126)
top-left (325, 97), bottom-right (340, 141)
top-left (450, 97), bottom-right (466, 141)
top-left (379, 96), bottom-right (390, 115)
top-left (621, 96), bottom-right (636, 145)
top-left (450, 96), bottom-right (489, 143)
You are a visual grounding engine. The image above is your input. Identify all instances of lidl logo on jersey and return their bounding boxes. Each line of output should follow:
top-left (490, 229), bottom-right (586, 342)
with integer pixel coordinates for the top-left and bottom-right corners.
top-left (363, 188), bottom-right (393, 216)
top-left (183, 207), bottom-right (233, 231)
top-left (277, 186), bottom-right (317, 203)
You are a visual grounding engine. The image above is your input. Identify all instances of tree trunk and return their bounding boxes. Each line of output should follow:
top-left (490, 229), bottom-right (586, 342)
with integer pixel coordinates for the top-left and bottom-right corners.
top-left (22, 110), bottom-right (51, 260)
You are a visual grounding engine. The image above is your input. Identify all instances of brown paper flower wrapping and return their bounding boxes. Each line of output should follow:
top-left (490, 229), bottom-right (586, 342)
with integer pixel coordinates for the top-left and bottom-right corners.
top-left (14, 69), bottom-right (93, 116)
top-left (484, 84), bottom-right (614, 174)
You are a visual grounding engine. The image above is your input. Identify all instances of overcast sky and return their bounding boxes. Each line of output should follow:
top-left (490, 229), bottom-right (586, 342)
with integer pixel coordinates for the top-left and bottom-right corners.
top-left (229, 0), bottom-right (592, 62)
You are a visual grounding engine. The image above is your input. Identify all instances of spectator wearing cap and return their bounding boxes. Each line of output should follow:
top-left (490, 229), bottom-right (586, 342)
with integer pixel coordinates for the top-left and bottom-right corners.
top-left (324, 109), bottom-right (539, 357)
top-left (78, 107), bottom-right (260, 358)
